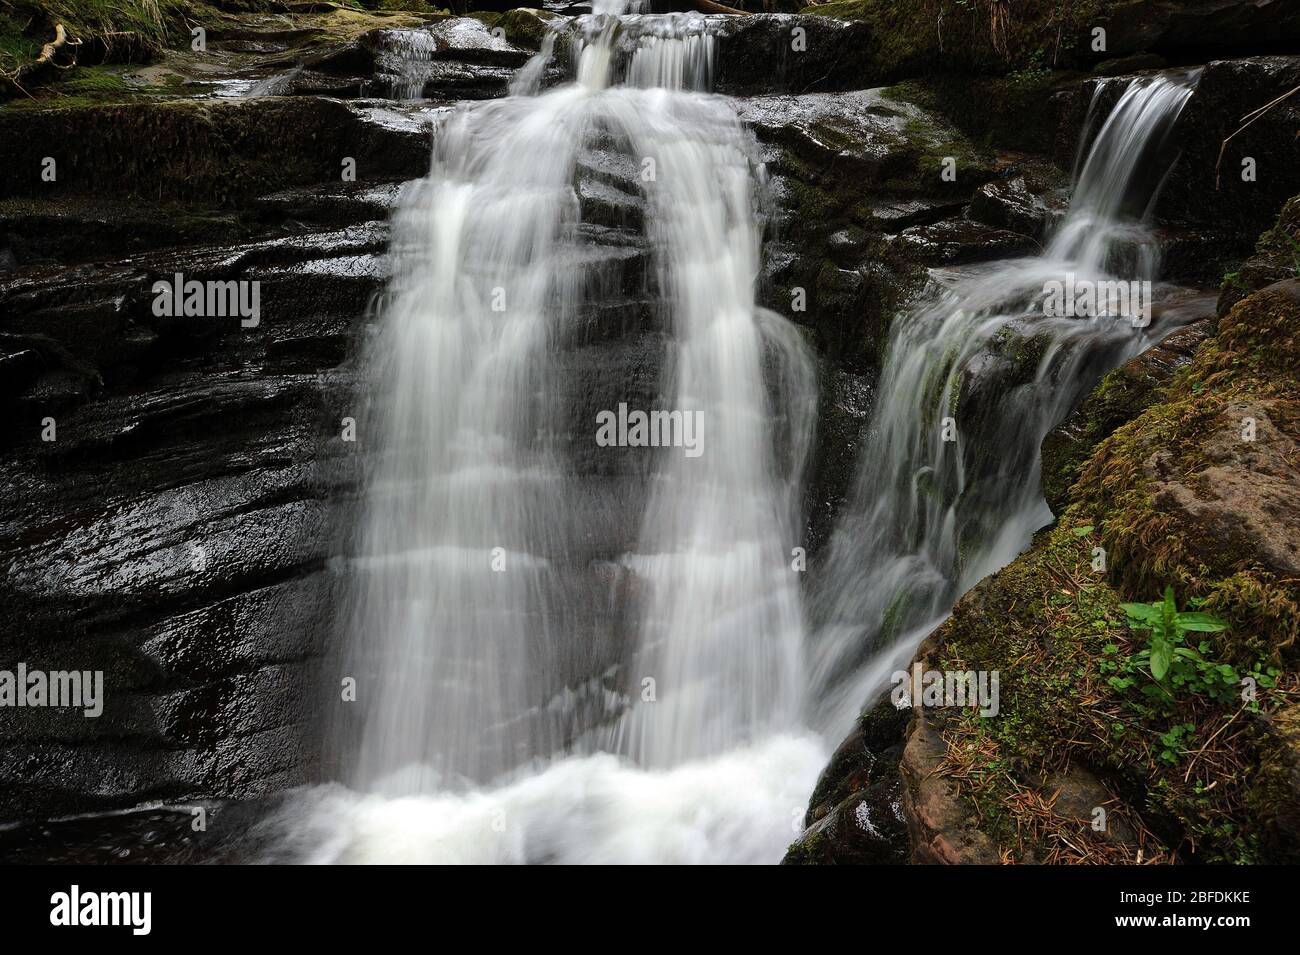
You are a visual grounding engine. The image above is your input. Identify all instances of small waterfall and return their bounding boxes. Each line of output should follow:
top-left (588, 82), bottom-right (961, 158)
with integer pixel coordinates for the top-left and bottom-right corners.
top-left (807, 72), bottom-right (1200, 734)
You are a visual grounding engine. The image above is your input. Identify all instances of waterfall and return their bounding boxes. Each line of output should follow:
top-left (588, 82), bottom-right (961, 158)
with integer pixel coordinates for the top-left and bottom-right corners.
top-left (807, 71), bottom-right (1201, 734)
top-left (325, 5), bottom-right (818, 844)
top-left (270, 35), bottom-right (1204, 863)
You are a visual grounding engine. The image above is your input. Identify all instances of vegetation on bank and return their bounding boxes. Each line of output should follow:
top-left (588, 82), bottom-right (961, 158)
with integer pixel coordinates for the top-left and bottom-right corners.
top-left (0, 0), bottom-right (454, 101)
top-left (0, 0), bottom-right (458, 105)
top-left (1, 0), bottom-right (189, 68)
top-left (920, 243), bottom-right (1300, 861)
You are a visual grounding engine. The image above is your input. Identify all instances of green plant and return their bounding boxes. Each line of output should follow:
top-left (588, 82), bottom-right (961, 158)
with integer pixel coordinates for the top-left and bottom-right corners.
top-left (1102, 587), bottom-right (1239, 707)
top-left (1158, 722), bottom-right (1195, 765)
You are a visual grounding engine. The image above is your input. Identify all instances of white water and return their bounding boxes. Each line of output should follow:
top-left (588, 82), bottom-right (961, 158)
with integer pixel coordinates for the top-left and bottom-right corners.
top-left (807, 72), bottom-right (1200, 733)
top-left (298, 9), bottom-right (827, 862)
top-left (270, 22), bottom-right (1201, 863)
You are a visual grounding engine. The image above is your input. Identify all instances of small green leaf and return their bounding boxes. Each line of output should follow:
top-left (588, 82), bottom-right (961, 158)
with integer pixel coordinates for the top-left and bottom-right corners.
top-left (1175, 612), bottom-right (1228, 632)
top-left (1121, 603), bottom-right (1158, 623)
top-left (1150, 637), bottom-right (1172, 681)
top-left (1072, 525), bottom-right (1094, 537)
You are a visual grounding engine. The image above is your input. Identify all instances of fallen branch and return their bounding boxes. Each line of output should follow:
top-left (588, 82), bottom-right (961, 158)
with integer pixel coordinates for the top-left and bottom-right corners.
top-left (3, 22), bottom-right (78, 94)
top-left (690, 0), bottom-right (752, 15)
top-left (1215, 82), bottom-right (1300, 190)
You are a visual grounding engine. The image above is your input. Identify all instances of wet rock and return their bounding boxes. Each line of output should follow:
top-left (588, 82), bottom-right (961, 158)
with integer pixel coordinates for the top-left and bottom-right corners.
top-left (743, 88), bottom-right (997, 374)
top-left (0, 97), bottom-right (431, 207)
top-left (862, 197), bottom-right (964, 231)
top-left (891, 218), bottom-right (1037, 266)
top-left (968, 173), bottom-right (1068, 240)
top-left (713, 14), bottom-right (876, 95)
top-left (0, 179), bottom-right (390, 818)
top-left (364, 20), bottom-right (538, 99)
top-left (0, 196), bottom-right (245, 270)
top-left (801, 693), bottom-right (906, 824)
top-left (785, 694), bottom-right (908, 864)
top-left (783, 776), bottom-right (907, 864)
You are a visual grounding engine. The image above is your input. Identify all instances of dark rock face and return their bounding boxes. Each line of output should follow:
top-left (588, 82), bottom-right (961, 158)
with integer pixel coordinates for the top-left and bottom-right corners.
top-left (713, 14), bottom-right (877, 95)
top-left (1158, 57), bottom-right (1300, 243)
top-left (783, 696), bottom-right (908, 864)
top-left (0, 88), bottom-right (419, 818)
top-left (0, 212), bottom-right (388, 816)
top-left (740, 88), bottom-right (1005, 374)
top-left (890, 218), bottom-right (1036, 266)
top-left (1090, 0), bottom-right (1300, 61)
top-left (968, 173), bottom-right (1067, 241)
top-left (0, 97), bottom-right (431, 208)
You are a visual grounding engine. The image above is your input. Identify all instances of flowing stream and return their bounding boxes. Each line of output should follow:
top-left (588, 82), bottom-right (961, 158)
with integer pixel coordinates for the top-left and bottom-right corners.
top-left (266, 15), bottom-right (1202, 863)
top-left (807, 72), bottom-right (1201, 734)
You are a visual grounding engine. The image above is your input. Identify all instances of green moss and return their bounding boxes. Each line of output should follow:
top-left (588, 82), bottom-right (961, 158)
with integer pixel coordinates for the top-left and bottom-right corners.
top-left (1074, 285), bottom-right (1300, 661)
top-left (781, 824), bottom-right (832, 864)
top-left (1218, 196), bottom-right (1300, 314)
top-left (928, 518), bottom-right (1282, 862)
top-left (2, 0), bottom-right (184, 56)
top-left (0, 11), bottom-right (40, 73)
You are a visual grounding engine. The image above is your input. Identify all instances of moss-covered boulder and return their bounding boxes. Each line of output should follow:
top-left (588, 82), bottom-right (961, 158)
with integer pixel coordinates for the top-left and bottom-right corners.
top-left (1075, 281), bottom-right (1300, 653)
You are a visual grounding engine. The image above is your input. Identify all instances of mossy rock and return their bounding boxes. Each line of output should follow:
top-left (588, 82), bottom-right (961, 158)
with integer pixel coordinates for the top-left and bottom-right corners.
top-left (1075, 280), bottom-right (1300, 660)
top-left (1218, 195), bottom-right (1300, 315)
top-left (470, 8), bottom-right (562, 51)
top-left (1040, 318), bottom-right (1213, 516)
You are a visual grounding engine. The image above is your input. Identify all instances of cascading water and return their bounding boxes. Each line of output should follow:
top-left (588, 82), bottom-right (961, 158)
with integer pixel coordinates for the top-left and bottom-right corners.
top-left (264, 18), bottom-right (1204, 862)
top-left (290, 8), bottom-right (826, 862)
top-left (807, 71), bottom-right (1202, 734)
